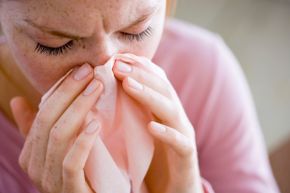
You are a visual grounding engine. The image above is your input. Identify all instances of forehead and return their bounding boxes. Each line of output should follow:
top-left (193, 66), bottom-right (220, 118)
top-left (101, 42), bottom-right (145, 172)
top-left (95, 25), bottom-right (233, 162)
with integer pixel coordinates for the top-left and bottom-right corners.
top-left (16, 0), bottom-right (161, 34)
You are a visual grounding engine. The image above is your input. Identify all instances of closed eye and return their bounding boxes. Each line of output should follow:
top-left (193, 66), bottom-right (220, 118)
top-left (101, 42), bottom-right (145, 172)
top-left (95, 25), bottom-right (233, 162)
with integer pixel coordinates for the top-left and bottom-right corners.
top-left (120, 26), bottom-right (153, 42)
top-left (34, 40), bottom-right (74, 56)
top-left (34, 26), bottom-right (153, 56)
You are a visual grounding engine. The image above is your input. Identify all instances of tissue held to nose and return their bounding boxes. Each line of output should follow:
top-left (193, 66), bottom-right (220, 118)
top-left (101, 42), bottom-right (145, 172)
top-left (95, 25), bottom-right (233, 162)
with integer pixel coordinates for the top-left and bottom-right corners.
top-left (39, 55), bottom-right (155, 193)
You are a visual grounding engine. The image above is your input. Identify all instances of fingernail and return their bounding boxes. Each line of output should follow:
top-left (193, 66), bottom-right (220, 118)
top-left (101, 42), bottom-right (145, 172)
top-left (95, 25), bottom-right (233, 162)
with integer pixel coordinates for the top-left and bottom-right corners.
top-left (116, 61), bottom-right (132, 73)
top-left (85, 120), bottom-right (100, 134)
top-left (83, 79), bottom-right (100, 96)
top-left (151, 122), bottom-right (166, 133)
top-left (127, 77), bottom-right (143, 90)
top-left (73, 63), bottom-right (91, 81)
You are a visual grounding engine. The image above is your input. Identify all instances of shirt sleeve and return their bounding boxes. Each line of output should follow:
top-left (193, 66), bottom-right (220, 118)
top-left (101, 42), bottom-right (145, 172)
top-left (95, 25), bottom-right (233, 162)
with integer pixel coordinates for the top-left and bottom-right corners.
top-left (186, 36), bottom-right (280, 193)
top-left (0, 160), bottom-right (40, 193)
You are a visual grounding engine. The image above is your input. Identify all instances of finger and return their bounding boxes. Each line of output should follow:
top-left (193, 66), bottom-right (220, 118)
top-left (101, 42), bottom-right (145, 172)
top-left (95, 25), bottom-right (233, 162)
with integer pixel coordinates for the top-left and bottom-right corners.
top-left (37, 63), bottom-right (94, 128)
top-left (39, 68), bottom-right (74, 108)
top-left (122, 76), bottom-right (177, 124)
top-left (62, 120), bottom-right (100, 193)
top-left (28, 63), bottom-right (94, 185)
top-left (148, 121), bottom-right (195, 157)
top-left (43, 79), bottom-right (103, 191)
top-left (113, 60), bottom-right (172, 98)
top-left (115, 53), bottom-right (168, 80)
top-left (10, 96), bottom-right (36, 173)
top-left (10, 96), bottom-right (36, 137)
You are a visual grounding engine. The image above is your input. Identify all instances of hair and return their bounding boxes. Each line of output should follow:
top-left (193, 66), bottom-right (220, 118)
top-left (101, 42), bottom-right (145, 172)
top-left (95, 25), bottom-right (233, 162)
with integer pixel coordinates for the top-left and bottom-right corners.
top-left (0, 0), bottom-right (176, 34)
top-left (166, 0), bottom-right (176, 16)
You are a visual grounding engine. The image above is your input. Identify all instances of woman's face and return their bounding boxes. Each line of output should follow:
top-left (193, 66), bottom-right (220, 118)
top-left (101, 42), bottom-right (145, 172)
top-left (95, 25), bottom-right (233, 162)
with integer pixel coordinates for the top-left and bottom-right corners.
top-left (0, 0), bottom-right (166, 94)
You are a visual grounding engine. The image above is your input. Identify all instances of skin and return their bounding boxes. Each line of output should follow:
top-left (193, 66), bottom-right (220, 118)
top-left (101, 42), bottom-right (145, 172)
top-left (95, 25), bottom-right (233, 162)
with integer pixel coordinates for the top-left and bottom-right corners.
top-left (0, 0), bottom-right (204, 192)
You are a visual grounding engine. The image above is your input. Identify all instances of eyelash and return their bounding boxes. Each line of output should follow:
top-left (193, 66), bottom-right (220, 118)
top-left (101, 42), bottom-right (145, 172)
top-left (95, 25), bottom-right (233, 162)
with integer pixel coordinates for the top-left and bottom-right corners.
top-left (34, 26), bottom-right (153, 56)
top-left (120, 26), bottom-right (153, 42)
top-left (35, 40), bottom-right (74, 56)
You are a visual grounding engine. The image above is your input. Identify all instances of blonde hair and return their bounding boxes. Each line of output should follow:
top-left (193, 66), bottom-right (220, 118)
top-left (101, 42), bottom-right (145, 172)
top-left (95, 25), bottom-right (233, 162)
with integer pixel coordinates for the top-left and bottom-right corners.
top-left (166, 0), bottom-right (176, 16)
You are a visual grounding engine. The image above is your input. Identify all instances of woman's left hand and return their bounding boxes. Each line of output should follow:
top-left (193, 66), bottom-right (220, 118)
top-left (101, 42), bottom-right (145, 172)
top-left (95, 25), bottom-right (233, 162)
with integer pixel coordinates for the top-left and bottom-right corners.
top-left (113, 53), bottom-right (204, 193)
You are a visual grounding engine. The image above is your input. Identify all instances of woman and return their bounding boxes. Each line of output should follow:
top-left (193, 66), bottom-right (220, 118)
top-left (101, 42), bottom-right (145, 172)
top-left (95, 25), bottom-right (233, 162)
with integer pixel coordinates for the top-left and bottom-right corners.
top-left (0, 0), bottom-right (280, 193)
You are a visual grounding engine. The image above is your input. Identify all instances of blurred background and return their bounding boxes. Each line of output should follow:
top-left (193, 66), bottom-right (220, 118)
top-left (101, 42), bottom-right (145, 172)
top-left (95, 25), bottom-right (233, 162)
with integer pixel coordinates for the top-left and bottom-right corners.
top-left (1, 0), bottom-right (289, 192)
top-left (174, 0), bottom-right (290, 192)
top-left (175, 0), bottom-right (290, 151)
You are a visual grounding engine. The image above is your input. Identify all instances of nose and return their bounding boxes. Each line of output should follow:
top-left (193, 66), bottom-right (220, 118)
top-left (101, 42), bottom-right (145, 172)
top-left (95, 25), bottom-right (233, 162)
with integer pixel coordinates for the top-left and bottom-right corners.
top-left (88, 36), bottom-right (119, 67)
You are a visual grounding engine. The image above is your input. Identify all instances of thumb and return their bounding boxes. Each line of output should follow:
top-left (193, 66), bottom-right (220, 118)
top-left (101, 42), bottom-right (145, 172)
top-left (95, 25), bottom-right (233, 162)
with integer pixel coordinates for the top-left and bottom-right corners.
top-left (10, 96), bottom-right (36, 137)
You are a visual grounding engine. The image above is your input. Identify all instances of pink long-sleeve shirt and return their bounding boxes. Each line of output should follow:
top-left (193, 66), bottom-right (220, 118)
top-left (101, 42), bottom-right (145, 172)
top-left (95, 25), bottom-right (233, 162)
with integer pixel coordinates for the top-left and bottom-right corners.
top-left (0, 19), bottom-right (280, 193)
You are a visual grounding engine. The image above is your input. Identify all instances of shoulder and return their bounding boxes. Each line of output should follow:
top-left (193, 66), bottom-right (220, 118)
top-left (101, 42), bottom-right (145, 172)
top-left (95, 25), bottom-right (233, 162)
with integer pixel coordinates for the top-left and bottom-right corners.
top-left (155, 20), bottom-right (280, 193)
top-left (154, 18), bottom-right (234, 87)
top-left (154, 19), bottom-right (256, 144)
top-left (157, 18), bottom-right (219, 55)
top-left (154, 19), bottom-right (243, 109)
top-left (154, 18), bottom-right (221, 66)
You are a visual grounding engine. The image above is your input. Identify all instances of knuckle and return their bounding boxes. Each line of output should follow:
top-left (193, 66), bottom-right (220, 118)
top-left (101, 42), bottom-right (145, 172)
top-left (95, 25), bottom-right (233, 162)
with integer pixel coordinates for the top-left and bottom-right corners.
top-left (157, 66), bottom-right (166, 75)
top-left (41, 173), bottom-right (58, 193)
top-left (141, 56), bottom-right (152, 65)
top-left (27, 165), bottom-right (41, 186)
top-left (18, 152), bottom-right (28, 172)
top-left (70, 100), bottom-right (83, 113)
top-left (164, 81), bottom-right (176, 95)
top-left (62, 158), bottom-right (78, 177)
top-left (167, 90), bottom-right (175, 100)
top-left (49, 119), bottom-right (69, 142)
top-left (41, 182), bottom-right (51, 193)
top-left (160, 69), bottom-right (167, 78)
top-left (139, 57), bottom-right (154, 69)
top-left (181, 138), bottom-right (196, 157)
top-left (171, 130), bottom-right (180, 143)
top-left (144, 87), bottom-right (156, 102)
top-left (159, 72), bottom-right (169, 83)
top-left (184, 143), bottom-right (195, 156)
top-left (154, 81), bottom-right (172, 101)
top-left (75, 139), bottom-right (89, 152)
top-left (165, 102), bottom-right (177, 120)
top-left (34, 111), bottom-right (50, 128)
top-left (133, 69), bottom-right (145, 82)
top-left (168, 129), bottom-right (195, 156)
top-left (149, 61), bottom-right (167, 78)
top-left (49, 125), bottom-right (63, 142)
top-left (41, 175), bottom-right (50, 192)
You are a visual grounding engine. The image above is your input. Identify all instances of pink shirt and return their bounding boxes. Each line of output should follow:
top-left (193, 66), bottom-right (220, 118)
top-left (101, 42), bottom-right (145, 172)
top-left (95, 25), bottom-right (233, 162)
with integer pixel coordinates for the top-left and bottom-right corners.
top-left (0, 19), bottom-right (280, 193)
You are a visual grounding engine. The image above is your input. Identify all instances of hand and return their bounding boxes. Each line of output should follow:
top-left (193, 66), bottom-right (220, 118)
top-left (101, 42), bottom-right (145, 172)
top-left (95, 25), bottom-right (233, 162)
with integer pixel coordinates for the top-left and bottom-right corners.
top-left (113, 54), bottom-right (204, 193)
top-left (10, 64), bottom-right (103, 193)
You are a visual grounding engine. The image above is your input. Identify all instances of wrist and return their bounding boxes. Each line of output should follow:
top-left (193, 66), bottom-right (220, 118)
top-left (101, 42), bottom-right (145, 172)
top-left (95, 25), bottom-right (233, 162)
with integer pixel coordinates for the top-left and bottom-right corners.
top-left (167, 157), bottom-right (204, 193)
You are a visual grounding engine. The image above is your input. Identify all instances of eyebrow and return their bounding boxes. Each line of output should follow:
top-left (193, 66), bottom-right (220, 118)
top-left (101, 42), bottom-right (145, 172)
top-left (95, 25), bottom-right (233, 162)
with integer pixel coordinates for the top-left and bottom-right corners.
top-left (24, 7), bottom-right (158, 40)
top-left (24, 19), bottom-right (85, 40)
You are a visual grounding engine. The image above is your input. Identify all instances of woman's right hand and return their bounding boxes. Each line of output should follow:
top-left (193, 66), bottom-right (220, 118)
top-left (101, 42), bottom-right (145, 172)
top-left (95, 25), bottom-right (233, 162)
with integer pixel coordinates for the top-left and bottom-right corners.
top-left (10, 63), bottom-right (103, 193)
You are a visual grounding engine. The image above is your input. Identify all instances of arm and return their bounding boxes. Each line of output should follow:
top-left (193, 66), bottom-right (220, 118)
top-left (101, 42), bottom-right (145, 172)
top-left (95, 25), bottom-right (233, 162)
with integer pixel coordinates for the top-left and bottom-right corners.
top-left (193, 36), bottom-right (280, 193)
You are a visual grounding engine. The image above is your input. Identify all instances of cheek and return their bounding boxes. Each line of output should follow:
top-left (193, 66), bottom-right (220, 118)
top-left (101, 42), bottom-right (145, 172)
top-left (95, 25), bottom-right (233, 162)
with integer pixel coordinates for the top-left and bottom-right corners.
top-left (13, 49), bottom-right (71, 94)
top-left (5, 29), bottom-right (68, 93)
top-left (1, 4), bottom-right (165, 94)
top-left (4, 25), bottom-right (163, 94)
top-left (2, 20), bottom-right (75, 94)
